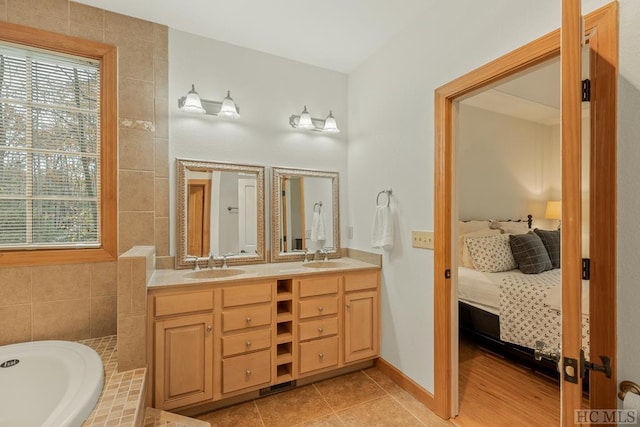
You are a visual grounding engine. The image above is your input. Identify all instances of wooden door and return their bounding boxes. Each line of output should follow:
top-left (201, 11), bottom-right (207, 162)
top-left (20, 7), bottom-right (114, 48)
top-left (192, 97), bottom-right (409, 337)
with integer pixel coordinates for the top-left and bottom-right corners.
top-left (154, 314), bottom-right (214, 410)
top-left (187, 179), bottom-right (211, 257)
top-left (344, 290), bottom-right (379, 363)
top-left (238, 178), bottom-right (257, 254)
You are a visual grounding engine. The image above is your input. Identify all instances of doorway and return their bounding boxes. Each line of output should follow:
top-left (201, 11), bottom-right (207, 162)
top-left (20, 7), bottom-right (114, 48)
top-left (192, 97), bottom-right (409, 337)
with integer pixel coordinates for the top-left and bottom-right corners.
top-left (433, 2), bottom-right (617, 420)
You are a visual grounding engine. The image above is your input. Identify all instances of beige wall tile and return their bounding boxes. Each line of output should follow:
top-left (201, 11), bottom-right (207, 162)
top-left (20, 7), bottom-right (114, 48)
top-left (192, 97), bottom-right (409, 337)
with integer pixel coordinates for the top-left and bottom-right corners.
top-left (6, 8), bottom-right (69, 34)
top-left (0, 305), bottom-right (31, 345)
top-left (8, 0), bottom-right (68, 20)
top-left (120, 170), bottom-right (155, 212)
top-left (32, 263), bottom-right (90, 302)
top-left (119, 128), bottom-right (155, 171)
top-left (0, 0), bottom-right (7, 21)
top-left (154, 217), bottom-right (169, 257)
top-left (155, 256), bottom-right (174, 270)
top-left (131, 257), bottom-right (147, 315)
top-left (118, 314), bottom-right (147, 371)
top-left (105, 11), bottom-right (153, 41)
top-left (119, 211), bottom-right (155, 254)
top-left (33, 299), bottom-right (91, 340)
top-left (91, 261), bottom-right (117, 297)
top-left (106, 32), bottom-right (153, 81)
top-left (154, 58), bottom-right (168, 99)
top-left (118, 258), bottom-right (132, 316)
top-left (119, 78), bottom-right (154, 121)
top-left (91, 295), bottom-right (117, 337)
top-left (0, 266), bottom-right (31, 307)
top-left (69, 23), bottom-right (104, 42)
top-left (154, 98), bottom-right (168, 138)
top-left (154, 178), bottom-right (169, 218)
top-left (153, 24), bottom-right (168, 60)
top-left (70, 2), bottom-right (104, 29)
top-left (155, 138), bottom-right (169, 178)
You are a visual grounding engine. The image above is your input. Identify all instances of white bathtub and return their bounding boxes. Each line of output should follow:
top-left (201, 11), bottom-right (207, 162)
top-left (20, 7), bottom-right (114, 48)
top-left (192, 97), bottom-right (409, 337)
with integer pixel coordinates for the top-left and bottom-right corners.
top-left (0, 340), bottom-right (104, 427)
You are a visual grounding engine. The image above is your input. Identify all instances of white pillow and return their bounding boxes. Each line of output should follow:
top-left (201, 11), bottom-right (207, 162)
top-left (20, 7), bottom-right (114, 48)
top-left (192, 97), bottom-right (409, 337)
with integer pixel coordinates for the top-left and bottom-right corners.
top-left (458, 229), bottom-right (502, 268)
top-left (491, 220), bottom-right (530, 235)
top-left (466, 234), bottom-right (517, 273)
top-left (457, 220), bottom-right (491, 236)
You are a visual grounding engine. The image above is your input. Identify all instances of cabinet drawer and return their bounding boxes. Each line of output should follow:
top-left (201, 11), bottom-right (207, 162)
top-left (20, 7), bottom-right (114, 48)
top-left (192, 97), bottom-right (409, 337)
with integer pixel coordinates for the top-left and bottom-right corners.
top-left (299, 336), bottom-right (339, 374)
top-left (298, 295), bottom-right (338, 319)
top-left (222, 349), bottom-right (271, 394)
top-left (155, 291), bottom-right (214, 317)
top-left (223, 304), bottom-right (271, 332)
top-left (222, 329), bottom-right (272, 357)
top-left (299, 317), bottom-right (338, 341)
top-left (223, 282), bottom-right (272, 308)
top-left (298, 276), bottom-right (339, 298)
top-left (344, 271), bottom-right (379, 292)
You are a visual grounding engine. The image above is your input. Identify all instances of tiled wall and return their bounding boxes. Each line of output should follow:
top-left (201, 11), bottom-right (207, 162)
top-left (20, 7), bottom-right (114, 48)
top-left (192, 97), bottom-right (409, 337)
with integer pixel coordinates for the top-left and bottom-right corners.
top-left (0, 0), bottom-right (169, 345)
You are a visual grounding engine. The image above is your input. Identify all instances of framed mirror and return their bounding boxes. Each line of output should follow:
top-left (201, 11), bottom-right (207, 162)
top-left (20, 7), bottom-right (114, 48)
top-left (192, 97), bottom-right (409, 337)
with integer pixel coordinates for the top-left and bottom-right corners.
top-left (271, 167), bottom-right (340, 262)
top-left (176, 158), bottom-right (265, 269)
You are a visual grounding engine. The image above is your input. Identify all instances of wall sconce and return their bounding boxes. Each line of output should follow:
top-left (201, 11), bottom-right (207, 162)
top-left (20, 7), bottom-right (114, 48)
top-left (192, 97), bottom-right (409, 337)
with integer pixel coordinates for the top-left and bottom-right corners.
top-left (178, 84), bottom-right (240, 118)
top-left (289, 106), bottom-right (340, 133)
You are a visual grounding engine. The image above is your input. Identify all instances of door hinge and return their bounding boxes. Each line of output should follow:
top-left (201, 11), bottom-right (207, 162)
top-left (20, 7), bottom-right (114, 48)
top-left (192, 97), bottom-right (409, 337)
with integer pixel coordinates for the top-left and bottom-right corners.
top-left (582, 79), bottom-right (591, 102)
top-left (582, 258), bottom-right (590, 280)
top-left (444, 269), bottom-right (451, 279)
top-left (282, 190), bottom-right (286, 196)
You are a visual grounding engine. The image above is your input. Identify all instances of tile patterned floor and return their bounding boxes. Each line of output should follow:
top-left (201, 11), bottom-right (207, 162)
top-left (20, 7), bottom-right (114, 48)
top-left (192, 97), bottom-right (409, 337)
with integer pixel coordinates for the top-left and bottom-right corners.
top-left (195, 368), bottom-right (453, 427)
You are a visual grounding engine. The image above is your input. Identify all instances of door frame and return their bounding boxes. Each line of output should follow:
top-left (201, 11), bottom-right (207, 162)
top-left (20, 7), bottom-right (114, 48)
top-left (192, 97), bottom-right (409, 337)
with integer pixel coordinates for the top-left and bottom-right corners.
top-left (433, 2), bottom-right (618, 419)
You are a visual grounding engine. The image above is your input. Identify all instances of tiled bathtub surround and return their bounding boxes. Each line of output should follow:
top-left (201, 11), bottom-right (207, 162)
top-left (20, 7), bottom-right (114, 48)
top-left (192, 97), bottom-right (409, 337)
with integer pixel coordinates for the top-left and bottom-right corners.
top-left (0, 1), bottom-right (170, 346)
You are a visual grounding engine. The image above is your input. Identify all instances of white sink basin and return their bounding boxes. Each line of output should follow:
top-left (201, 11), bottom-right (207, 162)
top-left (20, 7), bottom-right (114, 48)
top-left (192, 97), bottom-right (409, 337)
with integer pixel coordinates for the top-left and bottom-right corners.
top-left (185, 268), bottom-right (245, 279)
top-left (302, 261), bottom-right (348, 269)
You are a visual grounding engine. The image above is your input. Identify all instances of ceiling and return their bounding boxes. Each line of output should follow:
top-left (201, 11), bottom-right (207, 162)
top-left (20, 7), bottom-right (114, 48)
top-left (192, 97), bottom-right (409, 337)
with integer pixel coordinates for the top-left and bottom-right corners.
top-left (74, 0), bottom-right (431, 73)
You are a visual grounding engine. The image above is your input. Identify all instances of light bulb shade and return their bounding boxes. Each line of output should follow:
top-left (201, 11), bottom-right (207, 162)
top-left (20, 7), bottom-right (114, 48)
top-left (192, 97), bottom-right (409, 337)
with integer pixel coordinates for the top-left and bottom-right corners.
top-left (545, 200), bottom-right (561, 220)
top-left (322, 110), bottom-right (340, 133)
top-left (180, 84), bottom-right (206, 114)
top-left (217, 90), bottom-right (240, 119)
top-left (297, 106), bottom-right (315, 130)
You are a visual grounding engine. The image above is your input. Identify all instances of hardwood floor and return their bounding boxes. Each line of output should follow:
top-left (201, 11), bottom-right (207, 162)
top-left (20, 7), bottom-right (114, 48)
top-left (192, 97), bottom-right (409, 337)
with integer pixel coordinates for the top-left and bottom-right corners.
top-left (453, 338), bottom-right (561, 427)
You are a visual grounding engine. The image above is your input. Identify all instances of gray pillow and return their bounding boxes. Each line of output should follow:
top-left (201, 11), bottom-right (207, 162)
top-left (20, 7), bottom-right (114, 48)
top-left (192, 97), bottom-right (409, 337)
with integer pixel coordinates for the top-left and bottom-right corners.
top-left (509, 232), bottom-right (553, 274)
top-left (534, 228), bottom-right (561, 269)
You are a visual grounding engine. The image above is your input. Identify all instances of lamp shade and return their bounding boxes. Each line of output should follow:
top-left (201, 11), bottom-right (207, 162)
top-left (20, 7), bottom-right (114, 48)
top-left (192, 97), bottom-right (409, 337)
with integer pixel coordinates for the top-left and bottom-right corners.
top-left (297, 106), bottom-right (315, 130)
top-left (322, 110), bottom-right (340, 133)
top-left (180, 84), bottom-right (206, 114)
top-left (217, 90), bottom-right (240, 119)
top-left (545, 200), bottom-right (561, 220)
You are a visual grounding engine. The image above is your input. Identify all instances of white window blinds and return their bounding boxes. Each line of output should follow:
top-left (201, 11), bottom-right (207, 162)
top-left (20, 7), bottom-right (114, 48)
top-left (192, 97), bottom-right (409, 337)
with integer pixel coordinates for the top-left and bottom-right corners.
top-left (0, 43), bottom-right (101, 249)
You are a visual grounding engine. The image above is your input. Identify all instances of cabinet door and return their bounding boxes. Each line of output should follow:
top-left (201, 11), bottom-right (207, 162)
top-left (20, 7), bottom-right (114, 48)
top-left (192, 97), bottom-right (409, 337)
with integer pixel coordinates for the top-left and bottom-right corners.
top-left (344, 290), bottom-right (379, 364)
top-left (155, 313), bottom-right (214, 410)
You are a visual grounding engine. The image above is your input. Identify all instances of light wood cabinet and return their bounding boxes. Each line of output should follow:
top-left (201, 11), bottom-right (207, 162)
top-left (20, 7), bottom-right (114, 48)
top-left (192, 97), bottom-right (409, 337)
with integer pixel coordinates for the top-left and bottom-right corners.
top-left (148, 268), bottom-right (379, 412)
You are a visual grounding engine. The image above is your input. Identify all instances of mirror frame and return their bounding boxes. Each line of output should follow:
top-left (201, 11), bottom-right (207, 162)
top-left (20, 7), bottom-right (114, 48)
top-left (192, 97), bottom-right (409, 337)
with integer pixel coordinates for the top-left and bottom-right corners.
top-left (176, 158), bottom-right (266, 269)
top-left (271, 166), bottom-right (340, 262)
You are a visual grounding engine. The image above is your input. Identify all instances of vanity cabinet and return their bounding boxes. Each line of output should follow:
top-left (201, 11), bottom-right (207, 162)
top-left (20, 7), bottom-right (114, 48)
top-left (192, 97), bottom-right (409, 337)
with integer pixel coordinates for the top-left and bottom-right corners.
top-left (148, 268), bottom-right (380, 412)
top-left (153, 290), bottom-right (214, 410)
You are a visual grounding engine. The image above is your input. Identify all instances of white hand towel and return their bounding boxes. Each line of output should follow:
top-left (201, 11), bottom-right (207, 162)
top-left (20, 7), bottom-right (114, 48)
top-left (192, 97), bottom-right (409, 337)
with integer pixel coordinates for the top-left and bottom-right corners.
top-left (371, 205), bottom-right (393, 249)
top-left (310, 211), bottom-right (326, 242)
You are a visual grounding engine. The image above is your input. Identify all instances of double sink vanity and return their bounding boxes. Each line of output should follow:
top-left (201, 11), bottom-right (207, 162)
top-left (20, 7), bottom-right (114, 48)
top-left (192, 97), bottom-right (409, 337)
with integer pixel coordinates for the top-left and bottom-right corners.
top-left (145, 158), bottom-right (381, 414)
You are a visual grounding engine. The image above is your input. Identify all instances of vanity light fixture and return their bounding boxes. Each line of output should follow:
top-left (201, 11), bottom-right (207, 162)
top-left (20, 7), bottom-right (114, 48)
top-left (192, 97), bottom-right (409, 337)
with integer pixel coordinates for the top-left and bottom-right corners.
top-left (289, 106), bottom-right (341, 133)
top-left (178, 85), bottom-right (240, 118)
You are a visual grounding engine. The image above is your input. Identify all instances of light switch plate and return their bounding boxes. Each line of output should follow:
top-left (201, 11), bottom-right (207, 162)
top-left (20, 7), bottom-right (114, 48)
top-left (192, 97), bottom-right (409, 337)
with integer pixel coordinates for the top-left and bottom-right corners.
top-left (412, 230), bottom-right (434, 249)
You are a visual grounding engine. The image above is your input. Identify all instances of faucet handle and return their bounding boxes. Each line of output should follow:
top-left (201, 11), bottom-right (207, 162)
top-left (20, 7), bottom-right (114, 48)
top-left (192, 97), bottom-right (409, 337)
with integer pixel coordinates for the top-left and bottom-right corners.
top-left (187, 255), bottom-right (200, 271)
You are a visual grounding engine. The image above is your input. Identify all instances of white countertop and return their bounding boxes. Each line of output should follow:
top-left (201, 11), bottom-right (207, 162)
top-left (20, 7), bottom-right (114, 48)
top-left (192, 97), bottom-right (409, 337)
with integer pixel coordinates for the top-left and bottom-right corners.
top-left (149, 257), bottom-right (380, 288)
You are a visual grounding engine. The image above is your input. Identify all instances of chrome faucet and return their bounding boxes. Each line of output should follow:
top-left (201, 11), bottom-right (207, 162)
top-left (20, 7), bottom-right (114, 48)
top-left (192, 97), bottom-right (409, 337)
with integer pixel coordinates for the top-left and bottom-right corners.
top-left (222, 253), bottom-right (234, 269)
top-left (207, 253), bottom-right (216, 269)
top-left (187, 255), bottom-right (200, 271)
top-left (320, 248), bottom-right (333, 261)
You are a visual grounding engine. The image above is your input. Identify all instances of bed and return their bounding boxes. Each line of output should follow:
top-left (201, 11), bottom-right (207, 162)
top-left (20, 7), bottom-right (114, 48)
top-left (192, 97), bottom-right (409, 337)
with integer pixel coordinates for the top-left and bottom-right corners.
top-left (456, 217), bottom-right (590, 380)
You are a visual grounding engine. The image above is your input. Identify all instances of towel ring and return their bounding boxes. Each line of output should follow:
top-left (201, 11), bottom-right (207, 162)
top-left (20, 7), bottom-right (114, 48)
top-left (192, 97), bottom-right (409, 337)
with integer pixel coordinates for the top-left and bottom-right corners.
top-left (376, 189), bottom-right (392, 207)
top-left (313, 202), bottom-right (323, 213)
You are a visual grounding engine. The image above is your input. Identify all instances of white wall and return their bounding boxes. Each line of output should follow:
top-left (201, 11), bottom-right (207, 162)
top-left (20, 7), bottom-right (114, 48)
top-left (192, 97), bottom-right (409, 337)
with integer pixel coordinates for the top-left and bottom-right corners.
top-left (347, 0), bottom-right (611, 392)
top-left (457, 104), bottom-right (560, 223)
top-left (617, 0), bottom-right (640, 391)
top-left (169, 29), bottom-right (348, 255)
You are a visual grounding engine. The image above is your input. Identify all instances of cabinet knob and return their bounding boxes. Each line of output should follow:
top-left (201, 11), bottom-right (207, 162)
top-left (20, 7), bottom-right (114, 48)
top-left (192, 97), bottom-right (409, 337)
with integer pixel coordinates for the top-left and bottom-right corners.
top-left (318, 353), bottom-right (324, 360)
top-left (246, 341), bottom-right (252, 348)
top-left (318, 327), bottom-right (323, 334)
top-left (318, 306), bottom-right (324, 312)
top-left (246, 316), bottom-right (252, 324)
top-left (246, 369), bottom-right (251, 376)
top-left (346, 303), bottom-right (351, 309)
top-left (206, 325), bottom-right (212, 333)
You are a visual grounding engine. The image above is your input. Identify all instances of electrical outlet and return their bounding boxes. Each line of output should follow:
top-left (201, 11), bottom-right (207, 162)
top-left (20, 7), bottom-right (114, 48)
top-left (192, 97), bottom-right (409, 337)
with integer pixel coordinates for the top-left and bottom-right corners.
top-left (412, 230), bottom-right (434, 249)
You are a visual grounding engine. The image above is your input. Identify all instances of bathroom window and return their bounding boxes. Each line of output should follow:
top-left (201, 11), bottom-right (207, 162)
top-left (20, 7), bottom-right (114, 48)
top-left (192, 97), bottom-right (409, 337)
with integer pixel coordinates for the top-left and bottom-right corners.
top-left (0, 23), bottom-right (117, 265)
